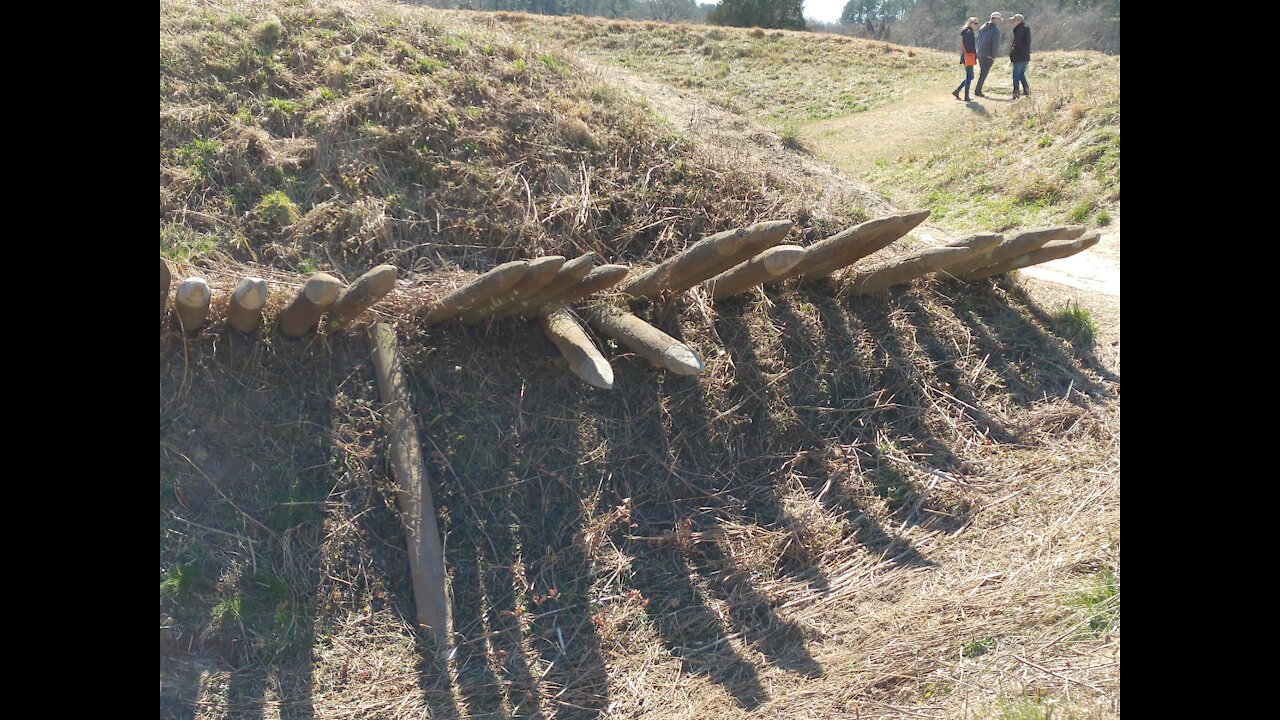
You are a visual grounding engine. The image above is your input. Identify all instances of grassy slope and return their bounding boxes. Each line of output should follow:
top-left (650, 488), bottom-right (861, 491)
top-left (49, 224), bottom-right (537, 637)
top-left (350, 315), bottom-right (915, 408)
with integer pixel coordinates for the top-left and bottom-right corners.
top-left (159, 2), bottom-right (863, 278)
top-left (161, 3), bottom-right (1119, 719)
top-left (515, 13), bottom-right (1119, 232)
top-left (864, 53), bottom-right (1120, 232)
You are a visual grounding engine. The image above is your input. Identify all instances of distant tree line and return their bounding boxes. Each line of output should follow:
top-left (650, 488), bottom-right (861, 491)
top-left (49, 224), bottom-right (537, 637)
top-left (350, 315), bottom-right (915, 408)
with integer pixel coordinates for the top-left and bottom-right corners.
top-left (407, 0), bottom-right (716, 23)
top-left (403, 0), bottom-right (1118, 52)
top-left (815, 0), bottom-right (1119, 54)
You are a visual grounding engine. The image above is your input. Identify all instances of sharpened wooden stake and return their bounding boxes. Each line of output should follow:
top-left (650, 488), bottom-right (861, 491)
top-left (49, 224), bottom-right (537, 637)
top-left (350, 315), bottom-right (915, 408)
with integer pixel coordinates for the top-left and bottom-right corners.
top-left (540, 308), bottom-right (614, 389)
top-left (174, 277), bottom-right (211, 333)
top-left (326, 264), bottom-right (398, 331)
top-left (279, 273), bottom-right (343, 338)
top-left (369, 323), bottom-right (452, 651)
top-left (959, 232), bottom-right (1102, 280)
top-left (419, 260), bottom-right (529, 326)
top-left (939, 225), bottom-right (1086, 280)
top-left (161, 259), bottom-right (172, 314)
top-left (621, 220), bottom-right (793, 298)
top-left (581, 304), bottom-right (704, 375)
top-left (844, 233), bottom-right (1002, 295)
top-left (491, 252), bottom-right (597, 320)
top-left (460, 256), bottom-right (564, 325)
top-left (525, 264), bottom-right (630, 317)
top-left (703, 245), bottom-right (807, 299)
top-left (227, 277), bottom-right (269, 334)
top-left (772, 210), bottom-right (932, 283)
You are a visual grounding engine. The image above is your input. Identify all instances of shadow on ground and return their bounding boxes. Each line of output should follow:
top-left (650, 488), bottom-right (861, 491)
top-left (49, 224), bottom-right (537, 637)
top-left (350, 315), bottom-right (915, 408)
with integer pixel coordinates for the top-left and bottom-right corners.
top-left (161, 274), bottom-right (1116, 717)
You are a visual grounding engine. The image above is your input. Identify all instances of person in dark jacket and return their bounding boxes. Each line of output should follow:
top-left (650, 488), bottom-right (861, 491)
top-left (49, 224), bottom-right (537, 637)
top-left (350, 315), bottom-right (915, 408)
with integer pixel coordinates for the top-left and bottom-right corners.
top-left (1009, 13), bottom-right (1031, 99)
top-left (953, 17), bottom-right (980, 101)
top-left (974, 11), bottom-right (1002, 98)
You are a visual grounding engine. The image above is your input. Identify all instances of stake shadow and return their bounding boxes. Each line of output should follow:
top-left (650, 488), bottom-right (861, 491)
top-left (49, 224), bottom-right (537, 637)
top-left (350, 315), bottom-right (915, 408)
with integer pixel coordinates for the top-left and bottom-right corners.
top-left (943, 281), bottom-right (1112, 405)
top-left (161, 328), bottom-right (362, 720)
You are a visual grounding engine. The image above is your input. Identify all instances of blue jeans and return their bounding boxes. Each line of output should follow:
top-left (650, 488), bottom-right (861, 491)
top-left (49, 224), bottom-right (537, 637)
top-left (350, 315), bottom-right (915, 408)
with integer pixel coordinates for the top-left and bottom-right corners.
top-left (1012, 62), bottom-right (1029, 94)
top-left (955, 65), bottom-right (974, 98)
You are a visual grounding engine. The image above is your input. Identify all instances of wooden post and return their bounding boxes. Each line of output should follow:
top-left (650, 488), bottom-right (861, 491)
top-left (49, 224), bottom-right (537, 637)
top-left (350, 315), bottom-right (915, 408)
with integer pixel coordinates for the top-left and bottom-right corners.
top-left (581, 304), bottom-right (704, 375)
top-left (621, 220), bottom-right (793, 298)
top-left (326, 264), bottom-right (398, 332)
top-left (771, 210), bottom-right (931, 284)
top-left (524, 264), bottom-right (630, 317)
top-left (702, 245), bottom-right (807, 300)
top-left (173, 277), bottom-right (211, 333)
top-left (491, 252), bottom-right (597, 321)
top-left (939, 225), bottom-right (1086, 280)
top-left (843, 233), bottom-right (1002, 295)
top-left (959, 232), bottom-right (1101, 280)
top-left (369, 323), bottom-right (452, 651)
top-left (459, 255), bottom-right (565, 325)
top-left (419, 260), bottom-right (529, 326)
top-left (227, 277), bottom-right (269, 334)
top-left (279, 273), bottom-right (343, 338)
top-left (540, 308), bottom-right (614, 389)
top-left (160, 259), bottom-right (172, 315)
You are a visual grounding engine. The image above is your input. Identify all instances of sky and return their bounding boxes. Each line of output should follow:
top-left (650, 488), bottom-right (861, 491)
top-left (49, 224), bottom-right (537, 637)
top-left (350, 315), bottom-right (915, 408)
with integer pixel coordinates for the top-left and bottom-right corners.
top-left (805, 0), bottom-right (848, 24)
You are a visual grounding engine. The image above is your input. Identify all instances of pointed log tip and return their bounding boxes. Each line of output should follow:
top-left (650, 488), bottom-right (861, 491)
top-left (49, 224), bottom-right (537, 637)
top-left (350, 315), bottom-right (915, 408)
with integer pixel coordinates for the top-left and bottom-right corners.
top-left (233, 277), bottom-right (269, 310)
top-left (761, 245), bottom-right (808, 275)
top-left (176, 277), bottom-right (211, 306)
top-left (662, 344), bottom-right (705, 376)
top-left (303, 273), bottom-right (344, 305)
top-left (578, 357), bottom-right (615, 390)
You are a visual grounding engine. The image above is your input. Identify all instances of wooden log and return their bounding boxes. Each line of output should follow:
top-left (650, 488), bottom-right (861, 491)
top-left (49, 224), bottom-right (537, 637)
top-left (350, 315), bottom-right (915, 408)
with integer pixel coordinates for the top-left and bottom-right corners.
top-left (844, 233), bottom-right (1002, 295)
top-left (490, 252), bottom-right (597, 320)
top-left (581, 304), bottom-right (705, 375)
top-left (703, 245), bottom-right (807, 300)
top-left (279, 273), bottom-right (343, 338)
top-left (621, 220), bottom-right (793, 298)
top-left (959, 232), bottom-right (1102, 280)
top-left (419, 260), bottom-right (529, 326)
top-left (459, 255), bottom-right (565, 325)
top-left (326, 264), bottom-right (398, 331)
top-left (227, 277), bottom-right (269, 334)
top-left (939, 225), bottom-right (1086, 280)
top-left (540, 308), bottom-right (614, 389)
top-left (174, 277), bottom-right (211, 333)
top-left (772, 210), bottom-right (931, 284)
top-left (524, 264), bottom-right (630, 317)
top-left (160, 259), bottom-right (172, 314)
top-left (369, 323), bottom-right (452, 650)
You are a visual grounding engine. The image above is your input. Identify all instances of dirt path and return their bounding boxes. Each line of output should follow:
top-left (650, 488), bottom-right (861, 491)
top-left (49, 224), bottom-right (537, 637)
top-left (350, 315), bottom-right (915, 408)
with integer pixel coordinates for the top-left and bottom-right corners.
top-left (585, 61), bottom-right (1119, 303)
top-left (582, 60), bottom-right (899, 220)
top-left (801, 86), bottom-right (975, 177)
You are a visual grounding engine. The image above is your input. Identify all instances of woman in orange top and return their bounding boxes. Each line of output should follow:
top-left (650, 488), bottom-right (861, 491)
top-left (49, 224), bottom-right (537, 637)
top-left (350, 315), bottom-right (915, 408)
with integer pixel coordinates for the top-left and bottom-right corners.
top-left (952, 17), bottom-right (979, 102)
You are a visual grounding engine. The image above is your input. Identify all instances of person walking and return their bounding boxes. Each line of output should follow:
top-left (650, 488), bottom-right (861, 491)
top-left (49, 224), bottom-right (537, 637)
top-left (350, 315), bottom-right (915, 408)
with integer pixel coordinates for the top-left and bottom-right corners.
top-left (1010, 13), bottom-right (1031, 99)
top-left (953, 17), bottom-right (979, 101)
top-left (974, 11), bottom-right (1002, 98)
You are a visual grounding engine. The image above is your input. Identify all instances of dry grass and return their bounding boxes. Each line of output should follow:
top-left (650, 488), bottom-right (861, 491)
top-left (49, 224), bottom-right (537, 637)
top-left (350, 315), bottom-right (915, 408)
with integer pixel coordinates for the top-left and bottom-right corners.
top-left (486, 11), bottom-right (950, 128)
top-left (161, 3), bottom-right (1119, 719)
top-left (159, 0), bottom-right (863, 282)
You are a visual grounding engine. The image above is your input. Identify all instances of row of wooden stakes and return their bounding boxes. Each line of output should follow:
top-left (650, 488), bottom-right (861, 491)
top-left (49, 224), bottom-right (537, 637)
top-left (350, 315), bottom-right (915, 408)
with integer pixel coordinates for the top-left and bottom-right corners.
top-left (160, 209), bottom-right (1099, 389)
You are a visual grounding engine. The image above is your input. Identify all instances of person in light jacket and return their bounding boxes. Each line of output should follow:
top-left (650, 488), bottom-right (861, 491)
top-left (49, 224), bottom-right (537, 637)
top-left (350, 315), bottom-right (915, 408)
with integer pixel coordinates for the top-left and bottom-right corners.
top-left (974, 11), bottom-right (1002, 98)
top-left (1009, 13), bottom-right (1032, 99)
top-left (953, 17), bottom-right (979, 101)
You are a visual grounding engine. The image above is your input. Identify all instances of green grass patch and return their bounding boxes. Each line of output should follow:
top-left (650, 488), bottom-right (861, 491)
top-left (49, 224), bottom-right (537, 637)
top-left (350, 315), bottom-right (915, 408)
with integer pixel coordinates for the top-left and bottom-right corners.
top-left (1066, 569), bottom-right (1118, 636)
top-left (963, 636), bottom-right (997, 657)
top-left (1052, 301), bottom-right (1098, 348)
top-left (251, 190), bottom-right (300, 230)
top-left (779, 123), bottom-right (804, 151)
